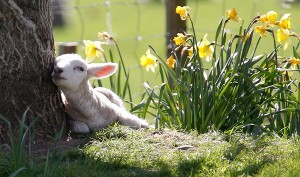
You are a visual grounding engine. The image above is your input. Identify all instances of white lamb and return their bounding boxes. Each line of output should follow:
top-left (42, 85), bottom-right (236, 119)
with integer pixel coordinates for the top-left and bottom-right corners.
top-left (51, 54), bottom-right (148, 133)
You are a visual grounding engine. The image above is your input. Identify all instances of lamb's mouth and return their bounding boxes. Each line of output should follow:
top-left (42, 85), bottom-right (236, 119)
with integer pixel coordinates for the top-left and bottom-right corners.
top-left (52, 76), bottom-right (67, 81)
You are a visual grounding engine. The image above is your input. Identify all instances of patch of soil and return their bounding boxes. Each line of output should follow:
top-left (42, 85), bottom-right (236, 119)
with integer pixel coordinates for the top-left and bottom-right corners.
top-left (30, 134), bottom-right (90, 157)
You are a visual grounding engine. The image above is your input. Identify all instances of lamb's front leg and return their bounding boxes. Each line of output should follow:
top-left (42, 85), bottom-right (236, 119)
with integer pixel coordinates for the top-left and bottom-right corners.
top-left (117, 111), bottom-right (149, 129)
top-left (67, 119), bottom-right (90, 133)
top-left (64, 101), bottom-right (91, 133)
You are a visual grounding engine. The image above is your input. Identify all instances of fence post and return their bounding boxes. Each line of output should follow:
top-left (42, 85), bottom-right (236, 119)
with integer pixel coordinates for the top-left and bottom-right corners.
top-left (165, 0), bottom-right (187, 88)
top-left (57, 42), bottom-right (78, 55)
top-left (165, 0), bottom-right (187, 57)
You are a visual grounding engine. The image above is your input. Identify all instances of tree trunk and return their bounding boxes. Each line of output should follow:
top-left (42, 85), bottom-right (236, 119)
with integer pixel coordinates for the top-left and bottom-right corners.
top-left (0, 0), bottom-right (66, 144)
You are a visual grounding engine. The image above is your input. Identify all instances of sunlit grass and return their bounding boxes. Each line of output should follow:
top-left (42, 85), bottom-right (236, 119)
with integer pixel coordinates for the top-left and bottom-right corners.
top-left (1, 125), bottom-right (300, 177)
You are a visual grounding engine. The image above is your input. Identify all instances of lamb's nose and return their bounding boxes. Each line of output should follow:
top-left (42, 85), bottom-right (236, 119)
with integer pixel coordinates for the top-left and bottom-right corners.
top-left (54, 68), bottom-right (63, 74)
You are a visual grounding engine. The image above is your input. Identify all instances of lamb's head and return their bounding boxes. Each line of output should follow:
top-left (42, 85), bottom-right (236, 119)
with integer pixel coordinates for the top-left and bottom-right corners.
top-left (52, 54), bottom-right (118, 92)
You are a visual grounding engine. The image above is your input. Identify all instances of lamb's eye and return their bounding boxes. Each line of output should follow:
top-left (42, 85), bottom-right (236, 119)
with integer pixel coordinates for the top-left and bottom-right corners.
top-left (74, 66), bottom-right (84, 71)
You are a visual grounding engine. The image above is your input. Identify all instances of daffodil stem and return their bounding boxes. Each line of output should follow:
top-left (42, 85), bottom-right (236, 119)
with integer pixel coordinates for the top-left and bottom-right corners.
top-left (270, 30), bottom-right (279, 69)
top-left (221, 19), bottom-right (229, 46)
top-left (113, 40), bottom-right (127, 75)
top-left (270, 30), bottom-right (284, 114)
top-left (112, 39), bottom-right (133, 108)
top-left (251, 36), bottom-right (261, 59)
top-left (188, 14), bottom-right (197, 45)
top-left (245, 16), bottom-right (259, 35)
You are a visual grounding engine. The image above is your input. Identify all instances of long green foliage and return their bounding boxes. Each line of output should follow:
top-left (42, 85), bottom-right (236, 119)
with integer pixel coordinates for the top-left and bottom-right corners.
top-left (0, 108), bottom-right (37, 176)
top-left (138, 10), bottom-right (300, 136)
top-left (95, 38), bottom-right (134, 109)
top-left (0, 109), bottom-right (66, 177)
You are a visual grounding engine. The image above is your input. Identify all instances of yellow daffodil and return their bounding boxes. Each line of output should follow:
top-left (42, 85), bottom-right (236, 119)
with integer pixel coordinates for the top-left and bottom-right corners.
top-left (166, 55), bottom-right (176, 68)
top-left (226, 8), bottom-right (241, 22)
top-left (259, 11), bottom-right (277, 26)
top-left (276, 13), bottom-right (291, 30)
top-left (277, 28), bottom-right (290, 50)
top-left (176, 6), bottom-right (191, 20)
top-left (83, 40), bottom-right (104, 62)
top-left (140, 49), bottom-right (158, 72)
top-left (289, 57), bottom-right (300, 69)
top-left (198, 34), bottom-right (214, 62)
top-left (173, 33), bottom-right (186, 46)
top-left (255, 26), bottom-right (267, 37)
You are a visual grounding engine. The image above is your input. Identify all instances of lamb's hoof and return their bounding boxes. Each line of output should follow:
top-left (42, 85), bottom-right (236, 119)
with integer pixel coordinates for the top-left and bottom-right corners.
top-left (67, 120), bottom-right (91, 134)
top-left (140, 119), bottom-right (149, 129)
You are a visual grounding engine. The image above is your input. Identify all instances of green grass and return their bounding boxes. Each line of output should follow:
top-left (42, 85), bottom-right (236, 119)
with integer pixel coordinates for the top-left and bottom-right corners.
top-left (2, 1), bottom-right (297, 176)
top-left (1, 125), bottom-right (300, 177)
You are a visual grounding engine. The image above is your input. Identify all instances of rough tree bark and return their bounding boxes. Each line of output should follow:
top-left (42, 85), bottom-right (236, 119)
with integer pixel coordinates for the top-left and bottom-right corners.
top-left (0, 0), bottom-right (66, 144)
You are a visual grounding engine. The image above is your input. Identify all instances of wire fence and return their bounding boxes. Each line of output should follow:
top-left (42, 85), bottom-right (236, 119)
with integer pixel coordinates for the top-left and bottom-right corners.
top-left (52, 0), bottom-right (170, 99)
top-left (52, 0), bottom-right (300, 47)
top-left (51, 0), bottom-right (300, 100)
top-left (52, 0), bottom-right (166, 42)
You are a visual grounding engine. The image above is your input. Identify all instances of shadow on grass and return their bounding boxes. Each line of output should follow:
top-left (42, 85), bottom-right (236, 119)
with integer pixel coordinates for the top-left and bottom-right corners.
top-left (177, 158), bottom-right (209, 177)
top-left (55, 149), bottom-right (226, 177)
top-left (47, 150), bottom-right (173, 177)
top-left (24, 149), bottom-right (212, 177)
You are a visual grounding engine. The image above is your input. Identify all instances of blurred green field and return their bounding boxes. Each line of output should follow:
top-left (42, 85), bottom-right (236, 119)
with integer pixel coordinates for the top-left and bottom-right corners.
top-left (53, 0), bottom-right (300, 102)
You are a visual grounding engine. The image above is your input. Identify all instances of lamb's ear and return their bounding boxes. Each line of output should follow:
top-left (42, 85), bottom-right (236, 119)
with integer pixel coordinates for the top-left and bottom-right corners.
top-left (87, 63), bottom-right (118, 79)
